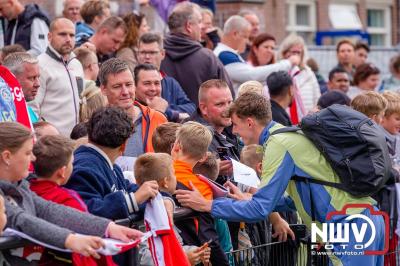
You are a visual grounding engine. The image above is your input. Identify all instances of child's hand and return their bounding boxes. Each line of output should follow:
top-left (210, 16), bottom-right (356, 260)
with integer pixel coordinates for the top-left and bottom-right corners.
top-left (219, 160), bottom-right (233, 176)
top-left (200, 246), bottom-right (211, 264)
top-left (187, 246), bottom-right (211, 265)
top-left (107, 222), bottom-right (143, 242)
top-left (270, 215), bottom-right (295, 242)
top-left (64, 234), bottom-right (104, 259)
top-left (134, 181), bottom-right (159, 204)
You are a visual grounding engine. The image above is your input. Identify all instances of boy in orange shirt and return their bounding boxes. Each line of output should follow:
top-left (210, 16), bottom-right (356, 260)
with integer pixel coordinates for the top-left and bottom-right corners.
top-left (171, 121), bottom-right (230, 266)
top-left (172, 121), bottom-right (214, 200)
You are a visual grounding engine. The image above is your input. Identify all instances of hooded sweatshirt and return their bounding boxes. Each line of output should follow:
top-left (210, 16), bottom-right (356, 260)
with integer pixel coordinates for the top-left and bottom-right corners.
top-left (160, 33), bottom-right (233, 105)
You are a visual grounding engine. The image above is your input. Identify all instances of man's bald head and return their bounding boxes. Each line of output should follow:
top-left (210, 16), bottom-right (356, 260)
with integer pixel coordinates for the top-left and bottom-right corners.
top-left (50, 17), bottom-right (75, 32)
top-left (48, 18), bottom-right (76, 56)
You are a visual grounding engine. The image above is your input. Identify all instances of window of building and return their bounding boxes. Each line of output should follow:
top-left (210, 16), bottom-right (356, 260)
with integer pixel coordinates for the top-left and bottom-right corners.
top-left (286, 0), bottom-right (316, 44)
top-left (296, 5), bottom-right (310, 26)
top-left (366, 7), bottom-right (391, 46)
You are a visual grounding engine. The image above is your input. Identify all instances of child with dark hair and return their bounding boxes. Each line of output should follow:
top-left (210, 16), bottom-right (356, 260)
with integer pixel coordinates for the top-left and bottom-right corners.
top-left (65, 107), bottom-right (159, 264)
top-left (66, 107), bottom-right (158, 220)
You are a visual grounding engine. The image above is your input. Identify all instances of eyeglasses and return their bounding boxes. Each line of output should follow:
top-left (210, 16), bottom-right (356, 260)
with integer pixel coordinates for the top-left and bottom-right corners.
top-left (288, 50), bottom-right (302, 56)
top-left (138, 50), bottom-right (160, 56)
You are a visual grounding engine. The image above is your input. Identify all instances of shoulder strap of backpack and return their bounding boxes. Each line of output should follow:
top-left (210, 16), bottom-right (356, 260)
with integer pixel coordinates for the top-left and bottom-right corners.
top-left (291, 175), bottom-right (346, 192)
top-left (291, 176), bottom-right (345, 222)
top-left (270, 126), bottom-right (301, 136)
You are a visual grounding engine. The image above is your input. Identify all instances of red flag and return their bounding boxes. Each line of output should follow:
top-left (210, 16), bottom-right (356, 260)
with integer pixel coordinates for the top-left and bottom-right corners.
top-left (0, 66), bottom-right (32, 129)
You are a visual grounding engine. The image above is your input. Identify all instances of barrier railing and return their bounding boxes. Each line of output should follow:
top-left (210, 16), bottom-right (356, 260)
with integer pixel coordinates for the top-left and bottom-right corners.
top-left (1, 212), bottom-right (400, 266)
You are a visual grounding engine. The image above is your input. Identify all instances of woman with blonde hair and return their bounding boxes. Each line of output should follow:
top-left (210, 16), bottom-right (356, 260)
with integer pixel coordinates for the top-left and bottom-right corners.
top-left (277, 34), bottom-right (320, 123)
top-left (79, 81), bottom-right (107, 122)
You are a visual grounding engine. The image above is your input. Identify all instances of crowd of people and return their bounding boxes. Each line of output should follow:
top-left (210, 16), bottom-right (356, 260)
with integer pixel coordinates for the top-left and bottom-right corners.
top-left (0, 0), bottom-right (400, 265)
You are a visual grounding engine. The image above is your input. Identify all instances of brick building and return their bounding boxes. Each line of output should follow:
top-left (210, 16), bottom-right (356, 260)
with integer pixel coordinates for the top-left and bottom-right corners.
top-left (17, 0), bottom-right (399, 47)
top-left (18, 0), bottom-right (134, 20)
top-left (215, 0), bottom-right (399, 47)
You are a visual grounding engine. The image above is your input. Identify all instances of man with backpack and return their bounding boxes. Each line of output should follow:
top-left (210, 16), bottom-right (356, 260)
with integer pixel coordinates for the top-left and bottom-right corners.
top-left (176, 92), bottom-right (387, 265)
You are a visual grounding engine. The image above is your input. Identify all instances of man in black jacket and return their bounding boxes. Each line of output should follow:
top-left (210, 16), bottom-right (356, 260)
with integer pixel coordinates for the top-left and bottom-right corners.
top-left (188, 79), bottom-right (240, 182)
top-left (0, 0), bottom-right (50, 56)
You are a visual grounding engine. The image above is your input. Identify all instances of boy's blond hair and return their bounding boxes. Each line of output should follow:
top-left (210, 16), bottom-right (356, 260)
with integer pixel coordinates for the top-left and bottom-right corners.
top-left (382, 91), bottom-right (400, 116)
top-left (134, 153), bottom-right (174, 185)
top-left (176, 121), bottom-right (213, 161)
top-left (193, 152), bottom-right (219, 181)
top-left (152, 122), bottom-right (182, 154)
top-left (74, 47), bottom-right (98, 69)
top-left (240, 144), bottom-right (263, 168)
top-left (237, 80), bottom-right (264, 97)
top-left (350, 91), bottom-right (388, 117)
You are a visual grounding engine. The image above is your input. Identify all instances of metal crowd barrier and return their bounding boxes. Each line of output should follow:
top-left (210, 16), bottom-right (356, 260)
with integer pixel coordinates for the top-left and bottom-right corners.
top-left (2, 214), bottom-right (400, 266)
top-left (226, 224), bottom-right (329, 266)
top-left (0, 206), bottom-right (198, 266)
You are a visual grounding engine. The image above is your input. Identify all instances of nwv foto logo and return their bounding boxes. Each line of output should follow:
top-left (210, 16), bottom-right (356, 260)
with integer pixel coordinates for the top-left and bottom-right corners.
top-left (310, 204), bottom-right (389, 255)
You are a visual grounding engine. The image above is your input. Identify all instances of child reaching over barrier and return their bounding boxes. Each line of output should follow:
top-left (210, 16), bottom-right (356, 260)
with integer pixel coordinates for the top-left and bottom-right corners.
top-left (172, 121), bottom-right (229, 266)
top-left (134, 153), bottom-right (211, 266)
top-left (0, 122), bottom-right (143, 265)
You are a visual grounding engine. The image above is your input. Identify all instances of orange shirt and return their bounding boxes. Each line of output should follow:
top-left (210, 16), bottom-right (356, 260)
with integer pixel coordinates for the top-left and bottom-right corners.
top-left (174, 160), bottom-right (213, 200)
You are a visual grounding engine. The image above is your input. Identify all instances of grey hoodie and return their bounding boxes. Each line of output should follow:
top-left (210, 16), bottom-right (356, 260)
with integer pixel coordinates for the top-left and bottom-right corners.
top-left (160, 33), bottom-right (233, 105)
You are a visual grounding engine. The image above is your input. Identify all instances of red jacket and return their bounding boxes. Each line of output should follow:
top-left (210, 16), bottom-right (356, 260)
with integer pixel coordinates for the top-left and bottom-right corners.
top-left (29, 179), bottom-right (115, 266)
